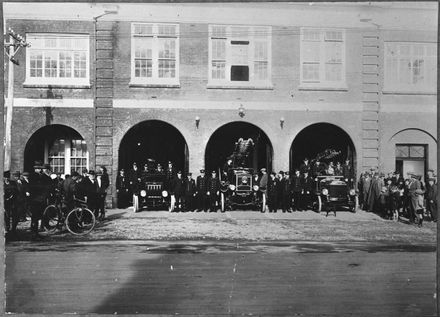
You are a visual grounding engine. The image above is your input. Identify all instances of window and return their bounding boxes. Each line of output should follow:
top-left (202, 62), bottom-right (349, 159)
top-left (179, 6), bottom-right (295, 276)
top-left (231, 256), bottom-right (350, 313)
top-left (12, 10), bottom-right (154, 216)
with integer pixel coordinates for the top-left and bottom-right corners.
top-left (384, 42), bottom-right (436, 92)
top-left (47, 139), bottom-right (88, 175)
top-left (25, 34), bottom-right (90, 86)
top-left (300, 28), bottom-right (346, 88)
top-left (131, 23), bottom-right (179, 86)
top-left (208, 25), bottom-right (272, 88)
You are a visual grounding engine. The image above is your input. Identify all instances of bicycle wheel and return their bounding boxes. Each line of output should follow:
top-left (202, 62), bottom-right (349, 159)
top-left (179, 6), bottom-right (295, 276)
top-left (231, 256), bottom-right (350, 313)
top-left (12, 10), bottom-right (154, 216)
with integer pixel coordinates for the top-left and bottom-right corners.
top-left (65, 207), bottom-right (96, 235)
top-left (42, 205), bottom-right (62, 233)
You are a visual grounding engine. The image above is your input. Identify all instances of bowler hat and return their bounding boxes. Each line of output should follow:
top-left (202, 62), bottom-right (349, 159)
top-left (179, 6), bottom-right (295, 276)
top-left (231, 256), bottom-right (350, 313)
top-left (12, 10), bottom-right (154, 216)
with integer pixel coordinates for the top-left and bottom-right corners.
top-left (33, 161), bottom-right (43, 169)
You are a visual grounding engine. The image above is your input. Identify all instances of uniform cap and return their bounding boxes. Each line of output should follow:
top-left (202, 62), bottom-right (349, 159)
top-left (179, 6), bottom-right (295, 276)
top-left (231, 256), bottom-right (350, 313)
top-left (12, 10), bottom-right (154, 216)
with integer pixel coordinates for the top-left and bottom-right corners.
top-left (211, 170), bottom-right (217, 174)
top-left (279, 171), bottom-right (284, 175)
top-left (260, 168), bottom-right (266, 172)
top-left (200, 169), bottom-right (205, 173)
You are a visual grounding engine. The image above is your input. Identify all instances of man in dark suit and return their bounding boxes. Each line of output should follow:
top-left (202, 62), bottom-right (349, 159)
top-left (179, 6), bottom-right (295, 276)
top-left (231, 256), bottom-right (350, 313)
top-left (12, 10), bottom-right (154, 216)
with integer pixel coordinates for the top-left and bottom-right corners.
top-left (281, 171), bottom-right (292, 213)
top-left (267, 172), bottom-right (279, 213)
top-left (291, 169), bottom-right (302, 211)
top-left (81, 170), bottom-right (98, 217)
top-left (207, 170), bottom-right (221, 212)
top-left (183, 172), bottom-right (197, 212)
top-left (96, 170), bottom-right (108, 220)
top-left (170, 170), bottom-right (184, 212)
top-left (300, 171), bottom-right (314, 210)
top-left (128, 162), bottom-right (141, 200)
top-left (28, 161), bottom-right (47, 240)
top-left (196, 169), bottom-right (208, 212)
top-left (116, 169), bottom-right (130, 208)
top-left (300, 158), bottom-right (311, 175)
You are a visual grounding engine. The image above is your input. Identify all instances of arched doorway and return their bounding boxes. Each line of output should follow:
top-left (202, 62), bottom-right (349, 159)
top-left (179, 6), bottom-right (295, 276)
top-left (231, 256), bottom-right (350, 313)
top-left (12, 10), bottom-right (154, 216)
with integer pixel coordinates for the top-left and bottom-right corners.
top-left (24, 124), bottom-right (88, 175)
top-left (119, 120), bottom-right (188, 173)
top-left (290, 123), bottom-right (356, 172)
top-left (205, 122), bottom-right (273, 174)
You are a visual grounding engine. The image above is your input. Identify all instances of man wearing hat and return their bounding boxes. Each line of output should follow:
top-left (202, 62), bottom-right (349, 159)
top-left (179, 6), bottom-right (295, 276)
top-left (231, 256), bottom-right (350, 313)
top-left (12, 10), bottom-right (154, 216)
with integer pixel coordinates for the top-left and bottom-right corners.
top-left (207, 170), bottom-right (221, 212)
top-left (183, 172), bottom-right (196, 212)
top-left (81, 170), bottom-right (98, 217)
top-left (28, 161), bottom-right (47, 240)
top-left (12, 171), bottom-right (27, 224)
top-left (407, 172), bottom-right (421, 223)
top-left (222, 158), bottom-right (233, 181)
top-left (267, 172), bottom-right (279, 213)
top-left (129, 162), bottom-right (141, 202)
top-left (170, 170), bottom-right (184, 212)
top-left (116, 169), bottom-right (130, 208)
top-left (300, 158), bottom-right (311, 175)
top-left (96, 169), bottom-right (108, 220)
top-left (291, 169), bottom-right (302, 211)
top-left (342, 158), bottom-right (353, 187)
top-left (281, 171), bottom-right (292, 213)
top-left (196, 169), bottom-right (208, 212)
top-left (4, 171), bottom-right (18, 236)
top-left (277, 171), bottom-right (284, 210)
top-left (165, 161), bottom-right (176, 191)
top-left (426, 177), bottom-right (437, 222)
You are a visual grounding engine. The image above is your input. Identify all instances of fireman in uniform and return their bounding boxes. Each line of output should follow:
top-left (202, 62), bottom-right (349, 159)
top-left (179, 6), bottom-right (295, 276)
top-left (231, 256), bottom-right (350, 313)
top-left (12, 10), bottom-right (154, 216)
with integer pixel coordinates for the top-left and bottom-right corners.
top-left (183, 172), bottom-right (197, 212)
top-left (196, 169), bottom-right (208, 212)
top-left (116, 169), bottom-right (130, 208)
top-left (170, 170), bottom-right (184, 212)
top-left (301, 171), bottom-right (314, 210)
top-left (281, 171), bottom-right (292, 213)
top-left (291, 169), bottom-right (302, 211)
top-left (207, 170), bottom-right (221, 212)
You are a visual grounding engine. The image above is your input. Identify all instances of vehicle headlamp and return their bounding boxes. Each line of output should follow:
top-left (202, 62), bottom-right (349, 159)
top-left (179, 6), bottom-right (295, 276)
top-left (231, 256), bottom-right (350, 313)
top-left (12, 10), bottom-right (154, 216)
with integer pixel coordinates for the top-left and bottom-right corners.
top-left (162, 190), bottom-right (168, 197)
top-left (229, 184), bottom-right (236, 191)
top-left (140, 190), bottom-right (147, 197)
top-left (322, 188), bottom-right (329, 195)
top-left (349, 189), bottom-right (356, 196)
top-left (253, 185), bottom-right (259, 191)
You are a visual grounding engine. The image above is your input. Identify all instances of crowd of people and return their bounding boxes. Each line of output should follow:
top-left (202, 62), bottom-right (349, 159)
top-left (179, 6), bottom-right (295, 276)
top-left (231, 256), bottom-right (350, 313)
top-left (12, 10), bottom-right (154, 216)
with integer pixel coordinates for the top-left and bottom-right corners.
top-left (3, 161), bottom-right (109, 240)
top-left (357, 169), bottom-right (437, 226)
top-left (116, 157), bottom-right (355, 213)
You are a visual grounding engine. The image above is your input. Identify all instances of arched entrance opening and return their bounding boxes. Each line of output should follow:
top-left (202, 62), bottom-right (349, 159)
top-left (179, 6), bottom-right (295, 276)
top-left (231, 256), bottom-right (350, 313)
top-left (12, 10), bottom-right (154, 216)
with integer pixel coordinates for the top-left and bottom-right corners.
top-left (290, 123), bottom-right (356, 172)
top-left (205, 122), bottom-right (273, 174)
top-left (119, 120), bottom-right (188, 173)
top-left (24, 124), bottom-right (88, 175)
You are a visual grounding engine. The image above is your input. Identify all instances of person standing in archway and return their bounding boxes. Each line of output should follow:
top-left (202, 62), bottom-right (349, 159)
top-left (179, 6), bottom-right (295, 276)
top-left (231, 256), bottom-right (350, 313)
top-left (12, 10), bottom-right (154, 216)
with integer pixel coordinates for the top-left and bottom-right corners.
top-left (170, 171), bottom-right (184, 212)
top-left (129, 162), bottom-right (141, 203)
top-left (207, 170), bottom-right (221, 212)
top-left (291, 169), bottom-right (302, 211)
top-left (28, 161), bottom-right (46, 240)
top-left (343, 159), bottom-right (354, 187)
top-left (196, 169), bottom-right (208, 212)
top-left (165, 161), bottom-right (176, 190)
top-left (267, 172), bottom-right (279, 213)
top-left (116, 169), bottom-right (130, 208)
top-left (183, 173), bottom-right (196, 212)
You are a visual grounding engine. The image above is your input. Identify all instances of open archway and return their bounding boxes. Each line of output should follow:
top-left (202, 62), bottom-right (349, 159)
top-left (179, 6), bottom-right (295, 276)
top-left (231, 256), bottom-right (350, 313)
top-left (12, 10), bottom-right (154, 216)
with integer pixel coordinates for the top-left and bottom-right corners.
top-left (118, 120), bottom-right (188, 173)
top-left (24, 124), bottom-right (88, 175)
top-left (290, 123), bottom-right (356, 172)
top-left (205, 121), bottom-right (273, 174)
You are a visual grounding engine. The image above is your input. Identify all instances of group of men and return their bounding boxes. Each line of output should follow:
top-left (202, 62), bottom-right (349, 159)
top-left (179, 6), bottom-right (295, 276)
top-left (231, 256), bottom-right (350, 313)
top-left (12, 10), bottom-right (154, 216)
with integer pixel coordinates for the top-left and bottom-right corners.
top-left (3, 161), bottom-right (109, 240)
top-left (116, 161), bottom-right (223, 212)
top-left (117, 157), bottom-right (355, 213)
top-left (357, 169), bottom-right (437, 226)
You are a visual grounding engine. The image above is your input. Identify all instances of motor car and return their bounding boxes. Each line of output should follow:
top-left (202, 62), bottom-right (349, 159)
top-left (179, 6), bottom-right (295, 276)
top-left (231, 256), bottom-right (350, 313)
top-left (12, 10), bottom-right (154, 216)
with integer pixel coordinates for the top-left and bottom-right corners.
top-left (312, 175), bottom-right (358, 216)
top-left (220, 167), bottom-right (265, 212)
top-left (133, 173), bottom-right (169, 212)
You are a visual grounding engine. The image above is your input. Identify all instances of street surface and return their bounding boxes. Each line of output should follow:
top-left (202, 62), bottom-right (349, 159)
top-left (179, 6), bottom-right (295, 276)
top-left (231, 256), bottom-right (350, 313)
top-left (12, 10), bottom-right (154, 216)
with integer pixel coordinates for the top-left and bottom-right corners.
top-left (5, 241), bottom-right (436, 316)
top-left (5, 208), bottom-right (437, 316)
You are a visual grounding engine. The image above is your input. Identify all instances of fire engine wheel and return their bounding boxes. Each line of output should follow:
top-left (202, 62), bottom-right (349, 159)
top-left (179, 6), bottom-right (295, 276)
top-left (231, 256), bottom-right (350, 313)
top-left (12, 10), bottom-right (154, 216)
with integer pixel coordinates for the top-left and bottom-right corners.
top-left (220, 193), bottom-right (225, 212)
top-left (133, 195), bottom-right (139, 213)
top-left (313, 196), bottom-right (322, 212)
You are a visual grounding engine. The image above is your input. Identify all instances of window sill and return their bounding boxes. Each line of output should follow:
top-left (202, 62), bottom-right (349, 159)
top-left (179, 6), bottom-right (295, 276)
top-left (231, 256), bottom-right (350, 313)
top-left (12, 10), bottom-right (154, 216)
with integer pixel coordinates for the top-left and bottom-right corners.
top-left (23, 82), bottom-right (91, 89)
top-left (206, 84), bottom-right (274, 90)
top-left (382, 90), bottom-right (436, 96)
top-left (129, 83), bottom-right (181, 88)
top-left (298, 85), bottom-right (348, 92)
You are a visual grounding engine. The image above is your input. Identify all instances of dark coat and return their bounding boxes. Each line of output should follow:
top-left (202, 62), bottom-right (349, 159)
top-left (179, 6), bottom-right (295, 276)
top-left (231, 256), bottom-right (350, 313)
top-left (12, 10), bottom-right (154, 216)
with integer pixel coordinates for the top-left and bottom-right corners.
top-left (267, 177), bottom-right (279, 197)
top-left (116, 174), bottom-right (129, 192)
top-left (301, 176), bottom-right (314, 193)
top-left (207, 177), bottom-right (221, 194)
top-left (196, 175), bottom-right (208, 193)
top-left (184, 178), bottom-right (196, 196)
top-left (291, 175), bottom-right (302, 193)
top-left (170, 176), bottom-right (185, 196)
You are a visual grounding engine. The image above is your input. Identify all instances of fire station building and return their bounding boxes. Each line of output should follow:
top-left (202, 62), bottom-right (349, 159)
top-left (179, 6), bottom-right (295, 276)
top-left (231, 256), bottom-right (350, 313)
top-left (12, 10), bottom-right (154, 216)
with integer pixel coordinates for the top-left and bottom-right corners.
top-left (4, 2), bottom-right (437, 206)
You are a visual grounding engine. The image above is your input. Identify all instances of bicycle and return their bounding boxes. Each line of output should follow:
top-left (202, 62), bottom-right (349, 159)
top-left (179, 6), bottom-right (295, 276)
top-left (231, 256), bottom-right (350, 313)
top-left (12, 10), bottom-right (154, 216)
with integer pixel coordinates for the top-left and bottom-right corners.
top-left (42, 192), bottom-right (96, 236)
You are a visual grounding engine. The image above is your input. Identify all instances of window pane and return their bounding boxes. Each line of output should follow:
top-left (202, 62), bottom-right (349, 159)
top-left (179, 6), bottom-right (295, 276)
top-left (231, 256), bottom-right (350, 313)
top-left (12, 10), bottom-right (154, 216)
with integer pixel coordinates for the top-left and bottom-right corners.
top-left (325, 63), bottom-right (342, 81)
top-left (211, 61), bottom-right (225, 79)
top-left (231, 42), bottom-right (249, 65)
top-left (302, 63), bottom-right (319, 81)
top-left (254, 61), bottom-right (268, 80)
top-left (212, 39), bottom-right (226, 60)
top-left (158, 38), bottom-right (176, 59)
top-left (231, 65), bottom-right (249, 81)
top-left (73, 52), bottom-right (87, 78)
top-left (135, 37), bottom-right (153, 59)
top-left (158, 60), bottom-right (176, 78)
top-left (254, 41), bottom-right (268, 61)
top-left (134, 24), bottom-right (153, 36)
top-left (59, 51), bottom-right (72, 78)
top-left (45, 38), bottom-right (57, 48)
top-left (325, 41), bottom-right (342, 63)
top-left (30, 51), bottom-right (43, 77)
top-left (395, 145), bottom-right (409, 158)
top-left (409, 146), bottom-right (425, 158)
top-left (303, 29), bottom-right (320, 41)
top-left (211, 25), bottom-right (227, 38)
top-left (302, 41), bottom-right (320, 62)
top-left (158, 24), bottom-right (177, 36)
top-left (44, 51), bottom-right (58, 77)
top-left (325, 31), bottom-right (343, 41)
